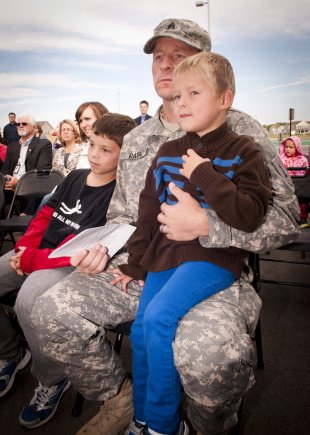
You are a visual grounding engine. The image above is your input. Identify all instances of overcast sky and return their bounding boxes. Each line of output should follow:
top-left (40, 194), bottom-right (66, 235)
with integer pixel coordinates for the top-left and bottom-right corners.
top-left (0, 0), bottom-right (309, 130)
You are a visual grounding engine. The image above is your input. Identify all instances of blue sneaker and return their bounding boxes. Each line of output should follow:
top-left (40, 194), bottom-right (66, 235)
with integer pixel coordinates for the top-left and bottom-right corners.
top-left (19, 378), bottom-right (71, 428)
top-left (0, 348), bottom-right (31, 398)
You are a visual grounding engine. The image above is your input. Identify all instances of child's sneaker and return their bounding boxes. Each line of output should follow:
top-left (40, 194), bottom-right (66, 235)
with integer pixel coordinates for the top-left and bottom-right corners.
top-left (0, 347), bottom-right (31, 398)
top-left (147, 420), bottom-right (189, 435)
top-left (19, 378), bottom-right (71, 428)
top-left (125, 418), bottom-right (148, 435)
top-left (176, 421), bottom-right (189, 435)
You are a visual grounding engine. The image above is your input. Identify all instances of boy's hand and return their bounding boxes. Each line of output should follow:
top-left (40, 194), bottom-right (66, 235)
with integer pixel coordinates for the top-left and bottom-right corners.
top-left (109, 268), bottom-right (144, 293)
top-left (9, 247), bottom-right (27, 276)
top-left (70, 244), bottom-right (109, 274)
top-left (179, 149), bottom-right (210, 179)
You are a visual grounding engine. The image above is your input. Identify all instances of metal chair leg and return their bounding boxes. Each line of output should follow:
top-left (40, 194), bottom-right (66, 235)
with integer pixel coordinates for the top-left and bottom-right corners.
top-left (71, 392), bottom-right (85, 417)
top-left (254, 318), bottom-right (264, 369)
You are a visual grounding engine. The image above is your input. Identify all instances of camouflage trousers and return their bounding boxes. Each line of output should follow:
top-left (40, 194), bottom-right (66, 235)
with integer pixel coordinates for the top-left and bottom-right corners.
top-left (28, 261), bottom-right (261, 434)
top-left (174, 274), bottom-right (261, 433)
top-left (28, 262), bottom-right (139, 402)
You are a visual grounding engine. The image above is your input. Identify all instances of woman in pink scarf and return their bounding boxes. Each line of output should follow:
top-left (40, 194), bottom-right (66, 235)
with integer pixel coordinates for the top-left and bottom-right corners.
top-left (279, 136), bottom-right (309, 225)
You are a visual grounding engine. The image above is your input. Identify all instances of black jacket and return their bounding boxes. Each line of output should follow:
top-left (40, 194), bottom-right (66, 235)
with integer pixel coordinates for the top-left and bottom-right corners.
top-left (1, 136), bottom-right (53, 176)
top-left (3, 122), bottom-right (20, 144)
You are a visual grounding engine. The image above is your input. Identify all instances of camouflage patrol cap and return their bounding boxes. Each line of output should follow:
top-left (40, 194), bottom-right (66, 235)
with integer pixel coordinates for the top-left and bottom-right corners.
top-left (144, 18), bottom-right (211, 54)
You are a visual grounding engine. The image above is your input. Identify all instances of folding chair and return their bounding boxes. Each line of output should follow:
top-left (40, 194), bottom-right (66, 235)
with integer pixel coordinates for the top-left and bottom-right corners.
top-left (259, 226), bottom-right (310, 287)
top-left (248, 253), bottom-right (264, 369)
top-left (0, 169), bottom-right (65, 253)
top-left (288, 164), bottom-right (310, 224)
top-left (0, 189), bottom-right (5, 219)
top-left (0, 173), bottom-right (5, 190)
top-left (290, 165), bottom-right (310, 199)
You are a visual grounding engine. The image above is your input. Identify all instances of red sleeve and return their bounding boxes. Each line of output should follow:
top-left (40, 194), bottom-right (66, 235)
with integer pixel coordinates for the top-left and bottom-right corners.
top-left (19, 233), bottom-right (75, 274)
top-left (15, 205), bottom-right (54, 252)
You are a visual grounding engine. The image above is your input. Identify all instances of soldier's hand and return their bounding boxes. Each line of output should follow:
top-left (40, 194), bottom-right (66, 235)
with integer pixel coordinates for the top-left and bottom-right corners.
top-left (158, 182), bottom-right (209, 241)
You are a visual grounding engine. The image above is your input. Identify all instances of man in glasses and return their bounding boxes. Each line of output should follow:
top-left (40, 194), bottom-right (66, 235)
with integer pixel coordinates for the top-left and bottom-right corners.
top-left (1, 114), bottom-right (52, 213)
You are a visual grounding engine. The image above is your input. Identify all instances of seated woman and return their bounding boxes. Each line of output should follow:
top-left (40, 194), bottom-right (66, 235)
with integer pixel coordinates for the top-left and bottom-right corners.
top-left (52, 119), bottom-right (83, 176)
top-left (279, 136), bottom-right (309, 226)
top-left (74, 101), bottom-right (109, 169)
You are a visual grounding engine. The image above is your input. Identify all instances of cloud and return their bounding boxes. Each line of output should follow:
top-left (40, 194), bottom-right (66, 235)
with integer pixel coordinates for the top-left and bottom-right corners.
top-left (258, 77), bottom-right (310, 93)
top-left (0, 0), bottom-right (309, 128)
top-left (34, 56), bottom-right (129, 71)
top-left (1, 0), bottom-right (309, 56)
top-left (0, 72), bottom-right (104, 94)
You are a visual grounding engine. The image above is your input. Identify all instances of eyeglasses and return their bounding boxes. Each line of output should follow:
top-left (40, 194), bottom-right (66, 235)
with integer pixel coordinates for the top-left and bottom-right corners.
top-left (61, 128), bottom-right (74, 133)
top-left (17, 122), bottom-right (29, 126)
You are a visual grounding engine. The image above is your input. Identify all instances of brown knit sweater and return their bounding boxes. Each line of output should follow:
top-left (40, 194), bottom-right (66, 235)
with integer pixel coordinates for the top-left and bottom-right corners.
top-left (119, 123), bottom-right (271, 280)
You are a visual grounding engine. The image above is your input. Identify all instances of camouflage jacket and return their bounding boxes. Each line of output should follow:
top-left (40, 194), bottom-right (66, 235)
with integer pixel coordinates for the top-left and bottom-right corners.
top-left (106, 107), bottom-right (300, 261)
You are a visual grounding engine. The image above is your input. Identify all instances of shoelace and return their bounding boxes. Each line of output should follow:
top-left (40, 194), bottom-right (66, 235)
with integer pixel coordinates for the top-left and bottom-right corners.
top-left (30, 383), bottom-right (58, 410)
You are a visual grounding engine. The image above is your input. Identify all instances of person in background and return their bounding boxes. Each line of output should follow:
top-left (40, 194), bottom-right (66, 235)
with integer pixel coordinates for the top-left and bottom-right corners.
top-left (0, 114), bottom-right (136, 431)
top-left (52, 119), bottom-right (83, 177)
top-left (3, 112), bottom-right (20, 145)
top-left (134, 100), bottom-right (152, 125)
top-left (38, 103), bottom-right (109, 210)
top-left (34, 124), bottom-right (48, 140)
top-left (0, 129), bottom-right (6, 144)
top-left (279, 135), bottom-right (309, 226)
top-left (0, 142), bottom-right (7, 169)
top-left (0, 114), bottom-right (52, 214)
top-left (75, 101), bottom-right (109, 169)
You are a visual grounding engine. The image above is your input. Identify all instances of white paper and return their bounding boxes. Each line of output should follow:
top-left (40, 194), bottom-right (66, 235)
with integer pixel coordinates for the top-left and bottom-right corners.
top-left (48, 223), bottom-right (136, 259)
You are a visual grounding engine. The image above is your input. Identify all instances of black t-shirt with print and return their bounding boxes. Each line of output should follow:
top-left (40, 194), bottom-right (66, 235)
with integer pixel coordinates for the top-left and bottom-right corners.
top-left (41, 169), bottom-right (116, 249)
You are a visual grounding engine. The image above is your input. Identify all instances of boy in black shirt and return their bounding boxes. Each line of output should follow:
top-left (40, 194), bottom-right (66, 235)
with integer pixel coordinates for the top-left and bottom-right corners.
top-left (0, 114), bottom-right (135, 420)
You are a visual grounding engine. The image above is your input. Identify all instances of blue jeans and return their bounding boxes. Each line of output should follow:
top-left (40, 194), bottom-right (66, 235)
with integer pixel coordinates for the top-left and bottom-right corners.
top-left (130, 261), bottom-right (235, 434)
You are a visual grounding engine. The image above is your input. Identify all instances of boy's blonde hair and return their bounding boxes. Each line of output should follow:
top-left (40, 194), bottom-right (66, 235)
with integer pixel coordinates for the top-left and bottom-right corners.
top-left (173, 51), bottom-right (236, 97)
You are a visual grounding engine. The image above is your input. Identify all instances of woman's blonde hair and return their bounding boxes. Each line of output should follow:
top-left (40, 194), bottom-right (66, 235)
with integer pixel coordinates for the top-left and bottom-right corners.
top-left (173, 51), bottom-right (235, 97)
top-left (57, 119), bottom-right (81, 146)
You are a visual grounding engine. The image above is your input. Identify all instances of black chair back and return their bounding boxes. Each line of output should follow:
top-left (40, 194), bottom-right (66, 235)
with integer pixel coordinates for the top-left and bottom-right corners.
top-left (7, 169), bottom-right (65, 218)
top-left (0, 173), bottom-right (5, 190)
top-left (287, 166), bottom-right (310, 200)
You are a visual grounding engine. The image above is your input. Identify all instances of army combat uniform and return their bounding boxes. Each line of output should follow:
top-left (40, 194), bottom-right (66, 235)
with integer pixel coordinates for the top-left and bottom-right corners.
top-left (25, 107), bottom-right (299, 434)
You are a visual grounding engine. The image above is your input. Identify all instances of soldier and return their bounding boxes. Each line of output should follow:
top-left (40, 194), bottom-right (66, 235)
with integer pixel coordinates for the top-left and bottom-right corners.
top-left (16, 18), bottom-right (299, 434)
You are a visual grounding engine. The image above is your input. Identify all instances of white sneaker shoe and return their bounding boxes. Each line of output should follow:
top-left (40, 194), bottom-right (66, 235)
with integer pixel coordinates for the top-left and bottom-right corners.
top-left (125, 418), bottom-right (148, 435)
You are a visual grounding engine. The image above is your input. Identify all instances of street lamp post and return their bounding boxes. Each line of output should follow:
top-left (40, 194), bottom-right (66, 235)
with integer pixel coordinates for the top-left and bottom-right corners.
top-left (195, 1), bottom-right (210, 35)
top-left (289, 108), bottom-right (294, 136)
